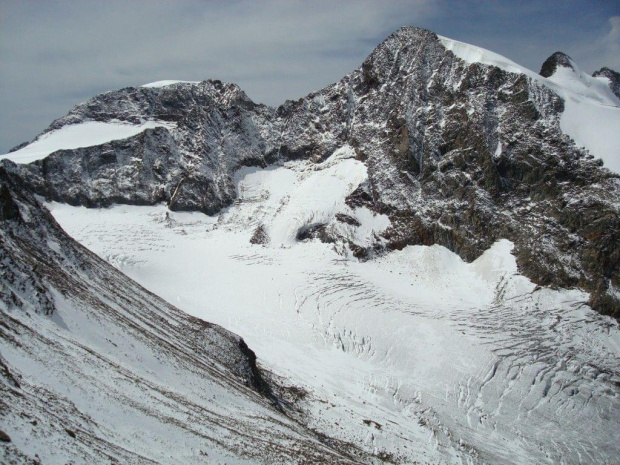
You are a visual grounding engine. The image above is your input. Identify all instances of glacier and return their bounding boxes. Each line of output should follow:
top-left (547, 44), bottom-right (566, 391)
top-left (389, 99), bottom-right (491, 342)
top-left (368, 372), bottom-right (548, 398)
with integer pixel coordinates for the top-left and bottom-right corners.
top-left (1, 26), bottom-right (619, 464)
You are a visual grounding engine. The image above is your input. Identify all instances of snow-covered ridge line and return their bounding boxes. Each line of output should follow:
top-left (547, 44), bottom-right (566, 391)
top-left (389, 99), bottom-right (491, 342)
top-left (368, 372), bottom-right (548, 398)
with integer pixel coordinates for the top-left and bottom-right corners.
top-left (439, 36), bottom-right (537, 78)
top-left (439, 36), bottom-right (620, 172)
top-left (3, 25), bottom-right (618, 313)
top-left (141, 80), bottom-right (201, 88)
top-left (0, 120), bottom-right (176, 165)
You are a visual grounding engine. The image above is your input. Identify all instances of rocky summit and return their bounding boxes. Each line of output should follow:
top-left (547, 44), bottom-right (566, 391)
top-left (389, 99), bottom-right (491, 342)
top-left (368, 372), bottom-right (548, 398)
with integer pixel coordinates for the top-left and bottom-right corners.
top-left (1, 26), bottom-right (619, 464)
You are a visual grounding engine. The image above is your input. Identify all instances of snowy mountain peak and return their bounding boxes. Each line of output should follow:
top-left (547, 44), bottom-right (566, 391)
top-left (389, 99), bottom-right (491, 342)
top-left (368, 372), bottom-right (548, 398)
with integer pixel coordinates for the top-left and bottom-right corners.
top-left (388, 25), bottom-right (438, 41)
top-left (593, 66), bottom-right (620, 99)
top-left (2, 27), bottom-right (619, 317)
top-left (539, 51), bottom-right (576, 77)
top-left (354, 26), bottom-right (444, 90)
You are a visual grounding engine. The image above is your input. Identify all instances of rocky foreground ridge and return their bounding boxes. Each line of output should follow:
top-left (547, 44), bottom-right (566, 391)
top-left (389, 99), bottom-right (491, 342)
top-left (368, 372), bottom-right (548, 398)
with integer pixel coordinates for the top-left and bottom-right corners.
top-left (5, 26), bottom-right (620, 316)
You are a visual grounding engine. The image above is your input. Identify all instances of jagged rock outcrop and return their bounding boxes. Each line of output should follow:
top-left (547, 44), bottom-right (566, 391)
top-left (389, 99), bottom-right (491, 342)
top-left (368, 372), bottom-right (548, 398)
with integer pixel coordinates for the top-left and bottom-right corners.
top-left (7, 141), bottom-right (28, 153)
top-left (21, 126), bottom-right (181, 208)
top-left (6, 27), bottom-right (620, 316)
top-left (593, 66), bottom-right (620, 99)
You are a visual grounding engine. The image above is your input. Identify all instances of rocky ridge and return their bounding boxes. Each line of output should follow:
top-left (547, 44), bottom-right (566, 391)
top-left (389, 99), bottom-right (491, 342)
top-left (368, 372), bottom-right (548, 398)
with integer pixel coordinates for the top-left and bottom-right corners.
top-left (593, 66), bottom-right (620, 99)
top-left (5, 26), bottom-right (620, 316)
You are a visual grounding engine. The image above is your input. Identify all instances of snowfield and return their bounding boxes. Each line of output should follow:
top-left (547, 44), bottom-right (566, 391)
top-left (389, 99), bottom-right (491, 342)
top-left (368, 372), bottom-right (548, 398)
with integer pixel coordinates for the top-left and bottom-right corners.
top-left (48, 148), bottom-right (620, 464)
top-left (546, 66), bottom-right (620, 172)
top-left (141, 80), bottom-right (201, 88)
top-left (0, 169), bottom-right (361, 464)
top-left (0, 120), bottom-right (176, 164)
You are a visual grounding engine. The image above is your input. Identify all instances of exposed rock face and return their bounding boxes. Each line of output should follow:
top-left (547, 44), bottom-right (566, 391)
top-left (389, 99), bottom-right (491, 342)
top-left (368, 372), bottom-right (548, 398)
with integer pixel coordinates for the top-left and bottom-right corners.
top-left (539, 51), bottom-right (575, 77)
top-left (0, 184), bottom-right (20, 221)
top-left (23, 127), bottom-right (180, 208)
top-left (8, 27), bottom-right (620, 315)
top-left (593, 66), bottom-right (620, 99)
top-left (0, 167), bottom-right (57, 316)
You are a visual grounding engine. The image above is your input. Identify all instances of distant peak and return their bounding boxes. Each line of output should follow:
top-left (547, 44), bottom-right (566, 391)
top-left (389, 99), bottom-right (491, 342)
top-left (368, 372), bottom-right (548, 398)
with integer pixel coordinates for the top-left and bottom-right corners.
top-left (593, 66), bottom-right (620, 80)
top-left (593, 67), bottom-right (620, 100)
top-left (539, 52), bottom-right (575, 77)
top-left (593, 66), bottom-right (619, 75)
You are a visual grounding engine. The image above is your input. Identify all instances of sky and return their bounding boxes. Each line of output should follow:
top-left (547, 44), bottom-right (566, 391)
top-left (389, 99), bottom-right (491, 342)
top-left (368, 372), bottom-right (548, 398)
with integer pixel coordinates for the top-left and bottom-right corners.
top-left (1, 0), bottom-right (618, 153)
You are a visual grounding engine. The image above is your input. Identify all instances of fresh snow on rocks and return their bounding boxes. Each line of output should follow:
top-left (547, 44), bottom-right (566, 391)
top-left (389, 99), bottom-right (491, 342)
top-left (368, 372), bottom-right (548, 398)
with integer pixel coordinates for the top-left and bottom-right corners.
top-left (441, 36), bottom-right (620, 173)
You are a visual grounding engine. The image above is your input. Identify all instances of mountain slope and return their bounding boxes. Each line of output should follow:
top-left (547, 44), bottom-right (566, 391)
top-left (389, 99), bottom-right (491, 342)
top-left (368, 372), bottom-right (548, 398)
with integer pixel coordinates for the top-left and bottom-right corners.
top-left (0, 163), bottom-right (362, 464)
top-left (593, 67), bottom-right (620, 99)
top-left (277, 28), bottom-right (620, 315)
top-left (2, 27), bottom-right (618, 315)
top-left (1, 26), bottom-right (619, 464)
top-left (536, 51), bottom-right (620, 173)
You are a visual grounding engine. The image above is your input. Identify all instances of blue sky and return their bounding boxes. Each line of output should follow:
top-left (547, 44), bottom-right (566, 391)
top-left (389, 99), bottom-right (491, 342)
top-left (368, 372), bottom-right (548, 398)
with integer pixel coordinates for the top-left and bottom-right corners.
top-left (1, 0), bottom-right (618, 152)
